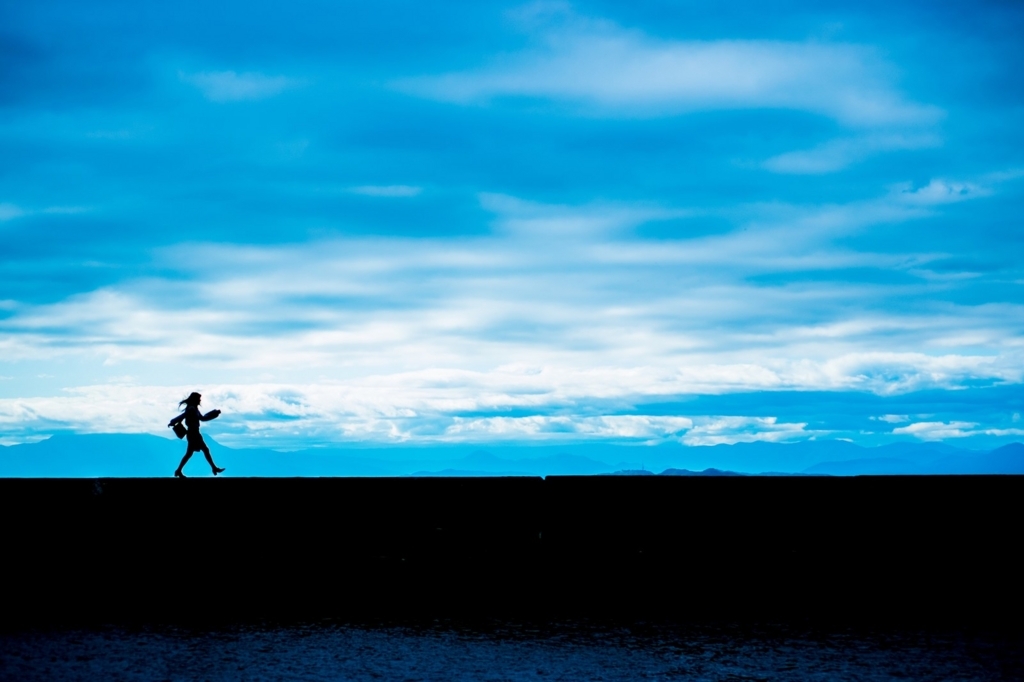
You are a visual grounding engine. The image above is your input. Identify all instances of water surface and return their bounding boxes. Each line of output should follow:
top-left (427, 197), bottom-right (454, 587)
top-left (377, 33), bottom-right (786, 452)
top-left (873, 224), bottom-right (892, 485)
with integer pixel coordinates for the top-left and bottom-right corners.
top-left (2, 620), bottom-right (1020, 681)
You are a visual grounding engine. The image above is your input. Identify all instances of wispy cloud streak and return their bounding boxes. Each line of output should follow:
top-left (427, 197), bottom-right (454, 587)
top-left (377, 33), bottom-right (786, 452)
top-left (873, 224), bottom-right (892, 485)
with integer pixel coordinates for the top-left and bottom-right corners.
top-left (180, 70), bottom-right (302, 102)
top-left (396, 4), bottom-right (941, 172)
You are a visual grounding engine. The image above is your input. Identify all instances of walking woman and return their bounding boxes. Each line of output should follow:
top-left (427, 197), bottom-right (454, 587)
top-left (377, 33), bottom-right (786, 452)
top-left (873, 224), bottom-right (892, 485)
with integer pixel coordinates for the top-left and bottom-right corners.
top-left (168, 392), bottom-right (225, 477)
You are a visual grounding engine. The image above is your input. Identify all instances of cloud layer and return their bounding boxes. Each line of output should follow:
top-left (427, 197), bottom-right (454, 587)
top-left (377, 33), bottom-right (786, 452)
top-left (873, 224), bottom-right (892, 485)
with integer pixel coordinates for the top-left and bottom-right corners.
top-left (2, 179), bottom-right (1021, 447)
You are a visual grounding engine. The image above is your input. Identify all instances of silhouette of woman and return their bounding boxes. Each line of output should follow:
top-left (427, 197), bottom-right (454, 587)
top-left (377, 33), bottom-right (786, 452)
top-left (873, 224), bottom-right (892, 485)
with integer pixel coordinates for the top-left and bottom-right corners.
top-left (168, 392), bottom-right (225, 478)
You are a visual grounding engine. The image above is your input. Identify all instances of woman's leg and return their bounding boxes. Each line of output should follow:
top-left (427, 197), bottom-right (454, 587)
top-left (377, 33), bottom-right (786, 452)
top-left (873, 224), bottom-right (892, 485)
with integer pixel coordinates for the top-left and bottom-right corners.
top-left (175, 446), bottom-right (196, 476)
top-left (201, 445), bottom-right (225, 475)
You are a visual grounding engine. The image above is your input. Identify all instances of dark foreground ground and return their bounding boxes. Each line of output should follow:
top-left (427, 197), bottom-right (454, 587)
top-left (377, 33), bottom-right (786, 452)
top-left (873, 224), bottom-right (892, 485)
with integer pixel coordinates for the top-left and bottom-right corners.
top-left (2, 475), bottom-right (1020, 629)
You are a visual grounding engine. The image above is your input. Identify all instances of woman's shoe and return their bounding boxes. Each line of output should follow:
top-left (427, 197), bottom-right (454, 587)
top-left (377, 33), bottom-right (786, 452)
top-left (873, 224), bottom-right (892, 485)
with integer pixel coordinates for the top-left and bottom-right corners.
top-left (174, 470), bottom-right (186, 478)
top-left (212, 467), bottom-right (225, 476)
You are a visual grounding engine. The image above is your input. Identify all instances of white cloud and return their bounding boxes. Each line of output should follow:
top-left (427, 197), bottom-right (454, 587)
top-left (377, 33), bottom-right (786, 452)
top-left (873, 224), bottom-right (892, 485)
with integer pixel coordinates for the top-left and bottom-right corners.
top-left (397, 6), bottom-right (939, 128)
top-left (0, 383), bottom-right (816, 448)
top-left (479, 192), bottom-right (685, 237)
top-left (0, 203), bottom-right (25, 221)
top-left (43, 206), bottom-right (90, 215)
top-left (763, 133), bottom-right (941, 174)
top-left (444, 415), bottom-right (693, 442)
top-left (892, 179), bottom-right (991, 205)
top-left (892, 421), bottom-right (976, 440)
top-left (681, 416), bottom-right (814, 446)
top-left (180, 70), bottom-right (301, 102)
top-left (350, 185), bottom-right (423, 197)
top-left (982, 428), bottom-right (1024, 437)
top-left (892, 421), bottom-right (1024, 441)
top-left (0, 203), bottom-right (90, 222)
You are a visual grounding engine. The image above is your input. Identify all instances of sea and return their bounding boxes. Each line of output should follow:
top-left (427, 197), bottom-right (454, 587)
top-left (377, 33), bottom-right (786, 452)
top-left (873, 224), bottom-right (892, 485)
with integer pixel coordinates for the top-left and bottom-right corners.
top-left (2, 619), bottom-right (1021, 681)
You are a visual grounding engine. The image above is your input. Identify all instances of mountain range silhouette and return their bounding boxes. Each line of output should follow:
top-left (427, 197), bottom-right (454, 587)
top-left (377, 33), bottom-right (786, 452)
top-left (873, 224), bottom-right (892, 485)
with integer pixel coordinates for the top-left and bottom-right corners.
top-left (1, 434), bottom-right (1022, 477)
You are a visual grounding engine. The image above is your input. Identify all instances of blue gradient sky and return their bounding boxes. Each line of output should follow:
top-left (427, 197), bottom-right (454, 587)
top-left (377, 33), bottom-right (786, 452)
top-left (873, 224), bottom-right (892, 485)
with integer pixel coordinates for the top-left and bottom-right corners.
top-left (1, 1), bottom-right (1022, 450)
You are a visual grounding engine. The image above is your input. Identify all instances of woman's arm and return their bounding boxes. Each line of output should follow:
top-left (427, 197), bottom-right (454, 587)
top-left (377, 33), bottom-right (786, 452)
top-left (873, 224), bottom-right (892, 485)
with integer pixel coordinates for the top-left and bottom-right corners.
top-left (168, 411), bottom-right (186, 427)
top-left (200, 409), bottom-right (222, 421)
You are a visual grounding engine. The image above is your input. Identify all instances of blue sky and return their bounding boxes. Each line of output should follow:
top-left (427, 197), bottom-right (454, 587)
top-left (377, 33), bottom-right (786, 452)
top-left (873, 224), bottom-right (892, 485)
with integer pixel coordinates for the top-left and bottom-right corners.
top-left (1, 0), bottom-right (1023, 451)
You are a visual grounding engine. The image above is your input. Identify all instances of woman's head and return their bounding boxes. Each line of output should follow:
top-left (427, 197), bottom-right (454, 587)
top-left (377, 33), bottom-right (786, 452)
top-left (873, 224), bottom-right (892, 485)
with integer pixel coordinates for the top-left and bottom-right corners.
top-left (179, 392), bottom-right (202, 408)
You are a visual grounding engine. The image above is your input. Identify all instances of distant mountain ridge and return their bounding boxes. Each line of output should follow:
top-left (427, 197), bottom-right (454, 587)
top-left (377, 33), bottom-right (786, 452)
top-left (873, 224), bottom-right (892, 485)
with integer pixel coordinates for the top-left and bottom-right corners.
top-left (660, 468), bottom-right (746, 476)
top-left (805, 443), bottom-right (1024, 475)
top-left (1, 434), bottom-right (1022, 477)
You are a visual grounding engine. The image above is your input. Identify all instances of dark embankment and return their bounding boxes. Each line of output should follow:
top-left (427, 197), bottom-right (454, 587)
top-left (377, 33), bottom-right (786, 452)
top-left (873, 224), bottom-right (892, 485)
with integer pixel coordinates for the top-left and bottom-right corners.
top-left (2, 476), bottom-right (1020, 627)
